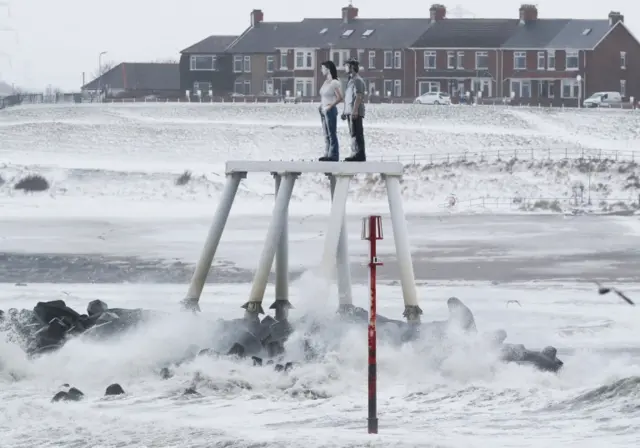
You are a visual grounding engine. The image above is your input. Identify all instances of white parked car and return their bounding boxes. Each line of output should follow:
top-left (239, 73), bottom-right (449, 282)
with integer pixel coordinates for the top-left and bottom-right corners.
top-left (583, 91), bottom-right (622, 108)
top-left (414, 91), bottom-right (451, 105)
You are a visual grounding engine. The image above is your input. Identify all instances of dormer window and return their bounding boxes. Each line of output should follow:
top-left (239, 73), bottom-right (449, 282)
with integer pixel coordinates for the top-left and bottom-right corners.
top-left (319, 28), bottom-right (328, 34)
top-left (362, 29), bottom-right (375, 37)
top-left (341, 29), bottom-right (354, 38)
top-left (582, 28), bottom-right (591, 35)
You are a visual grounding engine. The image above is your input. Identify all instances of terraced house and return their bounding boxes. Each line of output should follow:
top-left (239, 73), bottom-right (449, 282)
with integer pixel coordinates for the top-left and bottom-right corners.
top-left (180, 4), bottom-right (640, 105)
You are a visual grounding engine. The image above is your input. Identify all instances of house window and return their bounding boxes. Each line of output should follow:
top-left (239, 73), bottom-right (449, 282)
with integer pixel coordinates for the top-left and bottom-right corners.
top-left (369, 51), bottom-right (376, 68)
top-left (243, 56), bottom-right (251, 72)
top-left (394, 80), bottom-right (402, 97)
top-left (475, 51), bottom-right (488, 69)
top-left (294, 78), bottom-right (314, 96)
top-left (565, 50), bottom-right (579, 70)
top-left (561, 79), bottom-right (579, 98)
top-left (266, 55), bottom-right (275, 73)
top-left (510, 80), bottom-right (531, 97)
top-left (621, 51), bottom-right (627, 69)
top-left (456, 51), bottom-right (464, 69)
top-left (384, 51), bottom-right (393, 69)
top-left (419, 81), bottom-right (440, 95)
top-left (514, 52), bottom-right (526, 70)
top-left (280, 51), bottom-right (288, 69)
top-left (547, 50), bottom-right (555, 70)
top-left (244, 80), bottom-right (251, 94)
top-left (263, 79), bottom-right (274, 95)
top-left (383, 79), bottom-right (393, 96)
top-left (537, 51), bottom-right (545, 70)
top-left (357, 49), bottom-right (364, 65)
top-left (234, 80), bottom-right (244, 94)
top-left (233, 55), bottom-right (243, 73)
top-left (620, 80), bottom-right (626, 97)
top-left (190, 55), bottom-right (216, 71)
top-left (331, 50), bottom-right (350, 67)
top-left (447, 51), bottom-right (455, 69)
top-left (394, 51), bottom-right (402, 69)
top-left (295, 50), bottom-right (314, 69)
top-left (424, 51), bottom-right (436, 69)
top-left (193, 81), bottom-right (212, 94)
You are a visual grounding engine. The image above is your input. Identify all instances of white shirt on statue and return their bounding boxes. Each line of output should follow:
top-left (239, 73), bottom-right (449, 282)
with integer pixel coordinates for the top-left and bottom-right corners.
top-left (319, 79), bottom-right (342, 108)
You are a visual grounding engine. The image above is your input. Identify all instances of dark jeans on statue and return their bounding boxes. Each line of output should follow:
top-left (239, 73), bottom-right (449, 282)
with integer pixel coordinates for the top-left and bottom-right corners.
top-left (320, 106), bottom-right (339, 160)
top-left (347, 115), bottom-right (365, 159)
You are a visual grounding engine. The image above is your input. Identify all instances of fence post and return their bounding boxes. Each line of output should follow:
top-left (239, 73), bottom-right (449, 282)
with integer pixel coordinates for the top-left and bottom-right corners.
top-left (413, 154), bottom-right (416, 165)
top-left (514, 148), bottom-right (517, 159)
top-left (430, 154), bottom-right (433, 164)
top-left (565, 148), bottom-right (568, 159)
top-left (447, 153), bottom-right (450, 163)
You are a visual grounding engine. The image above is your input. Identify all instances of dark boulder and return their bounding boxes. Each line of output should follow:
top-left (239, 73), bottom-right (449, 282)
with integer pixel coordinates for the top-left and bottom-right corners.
top-left (32, 317), bottom-right (70, 349)
top-left (183, 387), bottom-right (200, 396)
top-left (159, 367), bottom-right (173, 379)
top-left (105, 383), bottom-right (125, 396)
top-left (52, 387), bottom-right (84, 402)
top-left (33, 300), bottom-right (81, 326)
top-left (87, 300), bottom-right (108, 316)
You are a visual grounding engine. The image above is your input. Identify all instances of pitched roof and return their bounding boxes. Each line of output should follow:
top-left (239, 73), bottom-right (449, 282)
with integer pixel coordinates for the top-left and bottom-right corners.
top-left (82, 63), bottom-right (179, 91)
top-left (412, 19), bottom-right (519, 48)
top-left (545, 20), bottom-right (611, 49)
top-left (502, 19), bottom-right (570, 48)
top-left (226, 22), bottom-right (308, 53)
top-left (181, 35), bottom-right (237, 54)
top-left (299, 18), bottom-right (431, 50)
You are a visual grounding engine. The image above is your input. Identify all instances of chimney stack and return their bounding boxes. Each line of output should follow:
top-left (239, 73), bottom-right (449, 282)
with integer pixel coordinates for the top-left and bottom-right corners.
top-left (250, 9), bottom-right (264, 27)
top-left (341, 4), bottom-right (359, 23)
top-left (608, 11), bottom-right (624, 26)
top-left (519, 4), bottom-right (538, 24)
top-left (429, 4), bottom-right (446, 21)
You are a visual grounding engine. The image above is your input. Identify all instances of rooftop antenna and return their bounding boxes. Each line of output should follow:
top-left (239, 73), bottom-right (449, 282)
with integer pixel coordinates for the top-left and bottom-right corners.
top-left (448, 4), bottom-right (476, 18)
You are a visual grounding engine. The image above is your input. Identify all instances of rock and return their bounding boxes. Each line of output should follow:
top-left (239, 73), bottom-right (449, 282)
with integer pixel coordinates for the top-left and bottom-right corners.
top-left (274, 364), bottom-right (284, 372)
top-left (87, 300), bottom-right (108, 316)
top-left (284, 362), bottom-right (294, 372)
top-left (197, 348), bottom-right (217, 357)
top-left (32, 317), bottom-right (71, 350)
top-left (105, 383), bottom-right (125, 396)
top-left (252, 356), bottom-right (263, 366)
top-left (33, 300), bottom-right (81, 326)
top-left (52, 387), bottom-right (84, 402)
top-left (96, 311), bottom-right (120, 324)
top-left (183, 387), bottom-right (200, 396)
top-left (159, 367), bottom-right (173, 379)
top-left (68, 387), bottom-right (84, 400)
top-left (227, 330), bottom-right (262, 357)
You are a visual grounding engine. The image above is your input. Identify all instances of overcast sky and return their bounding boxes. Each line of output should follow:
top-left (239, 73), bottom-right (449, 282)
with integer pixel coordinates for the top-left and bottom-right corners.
top-left (0, 0), bottom-right (638, 90)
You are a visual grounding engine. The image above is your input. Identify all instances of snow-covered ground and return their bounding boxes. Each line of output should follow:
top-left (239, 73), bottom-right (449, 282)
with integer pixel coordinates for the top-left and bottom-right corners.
top-left (1, 103), bottom-right (640, 215)
top-left (1, 103), bottom-right (640, 447)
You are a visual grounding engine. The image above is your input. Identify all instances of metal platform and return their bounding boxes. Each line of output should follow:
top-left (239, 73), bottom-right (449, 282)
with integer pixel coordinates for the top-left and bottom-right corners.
top-left (183, 160), bottom-right (422, 324)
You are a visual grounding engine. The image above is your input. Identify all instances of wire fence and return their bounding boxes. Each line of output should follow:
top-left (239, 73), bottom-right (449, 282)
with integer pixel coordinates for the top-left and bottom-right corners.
top-left (440, 195), bottom-right (639, 213)
top-left (374, 147), bottom-right (640, 164)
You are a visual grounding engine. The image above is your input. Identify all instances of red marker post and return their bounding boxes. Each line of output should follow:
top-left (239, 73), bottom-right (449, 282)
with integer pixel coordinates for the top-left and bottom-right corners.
top-left (361, 215), bottom-right (383, 434)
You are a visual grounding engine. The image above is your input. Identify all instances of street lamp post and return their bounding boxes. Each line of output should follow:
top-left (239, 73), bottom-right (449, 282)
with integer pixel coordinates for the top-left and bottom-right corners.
top-left (576, 74), bottom-right (582, 108)
top-left (97, 50), bottom-right (108, 95)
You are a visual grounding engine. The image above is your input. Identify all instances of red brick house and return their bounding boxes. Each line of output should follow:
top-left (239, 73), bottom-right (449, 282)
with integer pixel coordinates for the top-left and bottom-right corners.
top-left (410, 5), bottom-right (640, 105)
top-left (180, 4), bottom-right (640, 105)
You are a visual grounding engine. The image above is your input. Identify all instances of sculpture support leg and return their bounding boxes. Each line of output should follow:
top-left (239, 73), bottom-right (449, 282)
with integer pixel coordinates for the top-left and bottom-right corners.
top-left (321, 174), bottom-right (351, 281)
top-left (329, 175), bottom-right (354, 313)
top-left (384, 175), bottom-right (422, 323)
top-left (270, 174), bottom-right (293, 321)
top-left (243, 173), bottom-right (298, 322)
top-left (182, 172), bottom-right (244, 311)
